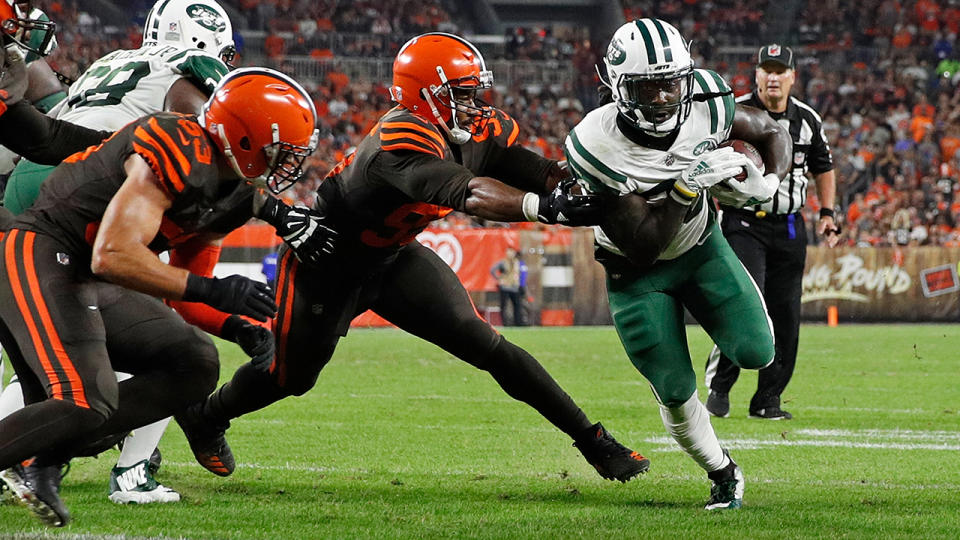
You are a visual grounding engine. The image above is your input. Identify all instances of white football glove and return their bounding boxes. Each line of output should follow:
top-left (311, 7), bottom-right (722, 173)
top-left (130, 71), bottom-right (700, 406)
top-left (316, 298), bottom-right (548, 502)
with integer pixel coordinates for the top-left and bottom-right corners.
top-left (673, 147), bottom-right (748, 204)
top-left (711, 158), bottom-right (779, 208)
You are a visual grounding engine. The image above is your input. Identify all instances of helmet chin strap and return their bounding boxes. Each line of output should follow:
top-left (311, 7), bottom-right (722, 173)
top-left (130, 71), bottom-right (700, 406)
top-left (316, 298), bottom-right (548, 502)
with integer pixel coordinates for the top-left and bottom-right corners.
top-left (422, 88), bottom-right (471, 144)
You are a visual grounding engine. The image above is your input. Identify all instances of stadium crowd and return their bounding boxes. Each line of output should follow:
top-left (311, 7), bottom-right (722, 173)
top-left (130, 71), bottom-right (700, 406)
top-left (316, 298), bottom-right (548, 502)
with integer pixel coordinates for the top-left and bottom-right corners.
top-left (23, 0), bottom-right (960, 245)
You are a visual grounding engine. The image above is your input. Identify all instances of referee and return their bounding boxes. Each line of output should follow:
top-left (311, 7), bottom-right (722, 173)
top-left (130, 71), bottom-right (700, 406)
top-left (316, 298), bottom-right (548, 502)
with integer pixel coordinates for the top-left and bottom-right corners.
top-left (704, 44), bottom-right (839, 420)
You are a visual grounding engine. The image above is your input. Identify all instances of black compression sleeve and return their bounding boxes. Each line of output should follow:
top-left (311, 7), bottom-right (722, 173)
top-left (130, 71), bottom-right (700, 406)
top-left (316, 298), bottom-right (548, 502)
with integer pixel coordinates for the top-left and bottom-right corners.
top-left (482, 144), bottom-right (556, 193)
top-left (0, 101), bottom-right (112, 165)
top-left (372, 150), bottom-right (475, 210)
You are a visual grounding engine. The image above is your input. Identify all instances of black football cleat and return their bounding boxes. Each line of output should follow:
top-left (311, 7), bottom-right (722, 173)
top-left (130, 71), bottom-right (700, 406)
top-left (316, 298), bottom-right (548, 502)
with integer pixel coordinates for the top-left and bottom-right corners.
top-left (20, 462), bottom-right (71, 527)
top-left (706, 391), bottom-right (730, 418)
top-left (176, 406), bottom-right (235, 477)
top-left (749, 407), bottom-right (793, 420)
top-left (573, 422), bottom-right (650, 482)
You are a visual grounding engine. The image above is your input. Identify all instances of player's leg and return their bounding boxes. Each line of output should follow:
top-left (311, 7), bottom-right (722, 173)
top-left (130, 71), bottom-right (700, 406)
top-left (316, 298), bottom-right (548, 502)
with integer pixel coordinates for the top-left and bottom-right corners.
top-left (750, 217), bottom-right (806, 418)
top-left (705, 212), bottom-right (769, 417)
top-left (108, 401), bottom-right (176, 505)
top-left (0, 231), bottom-right (119, 526)
top-left (177, 247), bottom-right (347, 476)
top-left (371, 242), bottom-right (649, 482)
top-left (607, 253), bottom-right (742, 509)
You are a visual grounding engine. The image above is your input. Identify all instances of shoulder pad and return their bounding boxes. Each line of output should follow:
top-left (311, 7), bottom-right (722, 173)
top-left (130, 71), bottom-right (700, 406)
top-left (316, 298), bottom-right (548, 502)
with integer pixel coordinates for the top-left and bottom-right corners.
top-left (170, 49), bottom-right (230, 94)
top-left (692, 69), bottom-right (735, 135)
top-left (378, 110), bottom-right (447, 158)
top-left (131, 113), bottom-right (216, 196)
top-left (563, 122), bottom-right (626, 196)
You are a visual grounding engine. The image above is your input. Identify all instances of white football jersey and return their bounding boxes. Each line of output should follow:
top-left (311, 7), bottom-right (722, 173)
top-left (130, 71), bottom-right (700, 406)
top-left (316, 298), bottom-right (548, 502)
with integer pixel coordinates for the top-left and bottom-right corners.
top-left (55, 45), bottom-right (228, 131)
top-left (564, 68), bottom-right (736, 261)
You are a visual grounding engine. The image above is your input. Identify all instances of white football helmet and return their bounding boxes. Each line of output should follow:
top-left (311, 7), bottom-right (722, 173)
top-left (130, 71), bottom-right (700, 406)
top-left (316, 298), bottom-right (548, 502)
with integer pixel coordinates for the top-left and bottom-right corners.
top-left (601, 19), bottom-right (694, 135)
top-left (142, 0), bottom-right (235, 63)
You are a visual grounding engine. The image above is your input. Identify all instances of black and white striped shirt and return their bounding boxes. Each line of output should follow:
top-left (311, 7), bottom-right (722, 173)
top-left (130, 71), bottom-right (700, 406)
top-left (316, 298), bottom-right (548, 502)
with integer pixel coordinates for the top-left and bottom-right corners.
top-left (736, 91), bottom-right (834, 215)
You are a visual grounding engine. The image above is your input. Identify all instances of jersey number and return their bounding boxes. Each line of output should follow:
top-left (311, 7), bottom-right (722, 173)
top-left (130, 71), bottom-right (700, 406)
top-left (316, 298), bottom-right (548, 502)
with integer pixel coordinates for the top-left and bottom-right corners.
top-left (67, 61), bottom-right (151, 108)
top-left (360, 203), bottom-right (453, 248)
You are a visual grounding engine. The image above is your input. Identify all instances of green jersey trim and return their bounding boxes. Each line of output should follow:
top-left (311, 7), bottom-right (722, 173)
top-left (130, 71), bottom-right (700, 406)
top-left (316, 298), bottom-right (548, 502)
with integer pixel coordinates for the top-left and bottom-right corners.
top-left (175, 53), bottom-right (229, 94)
top-left (569, 129), bottom-right (629, 185)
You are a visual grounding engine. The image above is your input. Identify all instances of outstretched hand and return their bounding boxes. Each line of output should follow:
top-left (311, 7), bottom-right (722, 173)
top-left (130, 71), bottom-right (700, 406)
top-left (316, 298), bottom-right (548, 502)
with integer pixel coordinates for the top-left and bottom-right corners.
top-left (537, 179), bottom-right (606, 226)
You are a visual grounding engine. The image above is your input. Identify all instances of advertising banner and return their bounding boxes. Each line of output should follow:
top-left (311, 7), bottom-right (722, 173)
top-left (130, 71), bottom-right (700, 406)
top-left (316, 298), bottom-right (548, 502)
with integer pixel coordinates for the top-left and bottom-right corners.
top-left (801, 247), bottom-right (960, 322)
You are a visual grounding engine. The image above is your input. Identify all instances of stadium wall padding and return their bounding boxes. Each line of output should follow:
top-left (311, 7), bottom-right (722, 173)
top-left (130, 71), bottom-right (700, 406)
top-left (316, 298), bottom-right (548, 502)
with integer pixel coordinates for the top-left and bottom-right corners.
top-left (215, 225), bottom-right (960, 324)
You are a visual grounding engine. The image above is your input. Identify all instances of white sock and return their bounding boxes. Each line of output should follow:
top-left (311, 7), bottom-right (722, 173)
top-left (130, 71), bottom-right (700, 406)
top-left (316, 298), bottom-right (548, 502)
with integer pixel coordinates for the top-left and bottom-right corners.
top-left (117, 416), bottom-right (171, 468)
top-left (0, 376), bottom-right (24, 421)
top-left (659, 393), bottom-right (730, 473)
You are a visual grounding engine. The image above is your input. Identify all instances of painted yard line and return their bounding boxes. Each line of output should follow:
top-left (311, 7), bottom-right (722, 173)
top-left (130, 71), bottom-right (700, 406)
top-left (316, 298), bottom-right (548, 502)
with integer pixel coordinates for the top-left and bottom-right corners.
top-left (794, 428), bottom-right (960, 440)
top-left (643, 435), bottom-right (960, 451)
top-left (800, 405), bottom-right (933, 414)
top-left (155, 460), bottom-right (960, 491)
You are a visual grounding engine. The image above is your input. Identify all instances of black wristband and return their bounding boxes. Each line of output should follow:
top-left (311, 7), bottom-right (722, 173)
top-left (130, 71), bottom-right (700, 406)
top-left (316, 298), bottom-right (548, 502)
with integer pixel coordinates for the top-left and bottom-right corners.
top-left (259, 195), bottom-right (292, 229)
top-left (183, 273), bottom-right (213, 303)
top-left (819, 208), bottom-right (835, 219)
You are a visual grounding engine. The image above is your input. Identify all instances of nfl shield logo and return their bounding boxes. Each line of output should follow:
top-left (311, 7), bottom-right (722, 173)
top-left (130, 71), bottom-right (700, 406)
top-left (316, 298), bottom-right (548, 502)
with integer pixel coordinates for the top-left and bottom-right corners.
top-left (664, 153), bottom-right (676, 166)
top-left (169, 22), bottom-right (178, 31)
top-left (769, 44), bottom-right (781, 56)
top-left (56, 253), bottom-right (70, 265)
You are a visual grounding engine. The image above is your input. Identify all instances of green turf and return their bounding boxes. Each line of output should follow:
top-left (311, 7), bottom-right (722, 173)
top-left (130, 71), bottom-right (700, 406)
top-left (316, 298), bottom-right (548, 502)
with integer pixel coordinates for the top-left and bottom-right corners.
top-left (2, 324), bottom-right (958, 539)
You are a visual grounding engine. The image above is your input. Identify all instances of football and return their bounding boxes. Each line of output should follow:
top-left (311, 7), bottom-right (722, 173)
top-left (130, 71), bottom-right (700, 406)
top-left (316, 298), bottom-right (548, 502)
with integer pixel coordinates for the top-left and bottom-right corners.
top-left (717, 139), bottom-right (764, 181)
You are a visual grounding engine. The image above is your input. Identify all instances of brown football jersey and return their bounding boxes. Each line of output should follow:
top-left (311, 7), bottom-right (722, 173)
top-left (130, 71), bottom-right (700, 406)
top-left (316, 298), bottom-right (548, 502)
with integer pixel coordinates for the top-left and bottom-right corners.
top-left (12, 112), bottom-right (253, 263)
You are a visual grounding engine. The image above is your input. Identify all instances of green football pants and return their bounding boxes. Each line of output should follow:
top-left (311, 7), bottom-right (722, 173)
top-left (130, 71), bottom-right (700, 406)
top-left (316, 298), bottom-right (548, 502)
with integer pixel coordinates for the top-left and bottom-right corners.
top-left (607, 223), bottom-right (774, 407)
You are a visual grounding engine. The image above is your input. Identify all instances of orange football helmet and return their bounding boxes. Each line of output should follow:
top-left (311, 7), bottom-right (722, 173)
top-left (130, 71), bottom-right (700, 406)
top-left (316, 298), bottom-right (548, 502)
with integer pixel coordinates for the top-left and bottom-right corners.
top-left (390, 32), bottom-right (493, 144)
top-left (200, 67), bottom-right (319, 194)
top-left (1, 0), bottom-right (55, 56)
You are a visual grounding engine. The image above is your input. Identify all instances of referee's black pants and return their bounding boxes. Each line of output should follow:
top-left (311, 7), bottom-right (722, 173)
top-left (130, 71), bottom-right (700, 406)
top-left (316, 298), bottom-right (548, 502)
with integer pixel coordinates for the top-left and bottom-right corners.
top-left (705, 207), bottom-right (806, 412)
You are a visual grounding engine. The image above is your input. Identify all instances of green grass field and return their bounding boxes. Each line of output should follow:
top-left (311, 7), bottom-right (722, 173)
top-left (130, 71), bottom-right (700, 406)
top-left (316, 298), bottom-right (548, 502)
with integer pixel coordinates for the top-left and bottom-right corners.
top-left (1, 324), bottom-right (958, 539)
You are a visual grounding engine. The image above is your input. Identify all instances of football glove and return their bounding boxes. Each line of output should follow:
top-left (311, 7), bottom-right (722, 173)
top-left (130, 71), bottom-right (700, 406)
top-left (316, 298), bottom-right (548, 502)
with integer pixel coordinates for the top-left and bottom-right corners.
top-left (221, 316), bottom-right (275, 372)
top-left (183, 274), bottom-right (277, 322)
top-left (673, 147), bottom-right (748, 204)
top-left (711, 159), bottom-right (779, 208)
top-left (259, 196), bottom-right (338, 266)
top-left (532, 179), bottom-right (606, 226)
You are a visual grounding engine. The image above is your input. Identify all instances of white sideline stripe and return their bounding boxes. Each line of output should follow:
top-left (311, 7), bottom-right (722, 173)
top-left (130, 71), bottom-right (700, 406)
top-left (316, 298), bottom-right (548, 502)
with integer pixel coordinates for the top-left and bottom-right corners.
top-left (644, 435), bottom-right (960, 451)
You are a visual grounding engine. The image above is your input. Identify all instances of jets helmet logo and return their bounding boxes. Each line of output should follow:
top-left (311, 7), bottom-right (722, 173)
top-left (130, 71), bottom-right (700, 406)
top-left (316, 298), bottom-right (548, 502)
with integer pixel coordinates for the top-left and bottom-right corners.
top-left (187, 4), bottom-right (226, 32)
top-left (606, 37), bottom-right (626, 66)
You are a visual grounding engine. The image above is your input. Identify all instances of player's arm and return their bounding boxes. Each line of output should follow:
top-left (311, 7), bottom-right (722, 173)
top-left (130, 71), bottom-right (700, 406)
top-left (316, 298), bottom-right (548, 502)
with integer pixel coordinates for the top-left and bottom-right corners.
top-left (729, 104), bottom-right (792, 181)
top-left (590, 149), bottom-right (747, 268)
top-left (167, 235), bottom-right (275, 369)
top-left (91, 153), bottom-right (276, 321)
top-left (164, 77), bottom-right (209, 115)
top-left (380, 150), bottom-right (603, 226)
top-left (0, 42), bottom-right (110, 163)
top-left (91, 153), bottom-right (189, 298)
top-left (600, 192), bottom-right (691, 268)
